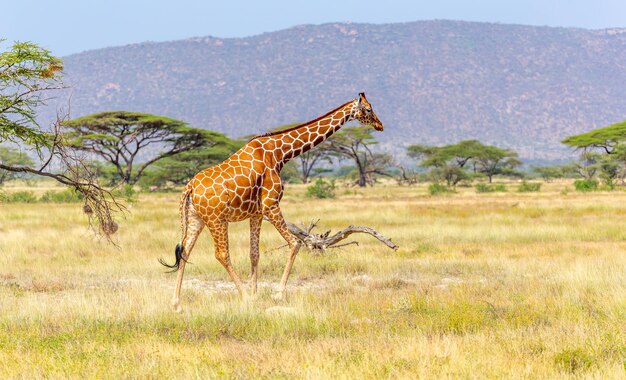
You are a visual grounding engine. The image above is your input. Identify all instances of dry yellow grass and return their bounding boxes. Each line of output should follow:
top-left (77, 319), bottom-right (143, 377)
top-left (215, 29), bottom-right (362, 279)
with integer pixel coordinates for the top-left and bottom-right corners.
top-left (0, 180), bottom-right (625, 378)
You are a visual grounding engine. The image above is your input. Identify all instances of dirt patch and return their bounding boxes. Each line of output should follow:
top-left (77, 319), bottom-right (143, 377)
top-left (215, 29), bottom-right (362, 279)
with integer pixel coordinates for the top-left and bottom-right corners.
top-left (174, 278), bottom-right (329, 293)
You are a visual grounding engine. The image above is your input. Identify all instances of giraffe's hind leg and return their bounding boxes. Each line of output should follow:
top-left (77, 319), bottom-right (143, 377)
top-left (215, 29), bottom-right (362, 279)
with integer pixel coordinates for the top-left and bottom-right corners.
top-left (208, 221), bottom-right (247, 297)
top-left (171, 214), bottom-right (204, 312)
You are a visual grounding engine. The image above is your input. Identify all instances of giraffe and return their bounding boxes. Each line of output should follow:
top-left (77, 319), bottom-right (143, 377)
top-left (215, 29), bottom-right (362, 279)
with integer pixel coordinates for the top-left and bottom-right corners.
top-left (160, 92), bottom-right (384, 311)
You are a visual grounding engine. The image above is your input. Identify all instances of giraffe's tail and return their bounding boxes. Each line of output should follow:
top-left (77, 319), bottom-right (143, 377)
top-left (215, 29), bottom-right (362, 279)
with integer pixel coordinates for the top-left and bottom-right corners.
top-left (159, 187), bottom-right (193, 272)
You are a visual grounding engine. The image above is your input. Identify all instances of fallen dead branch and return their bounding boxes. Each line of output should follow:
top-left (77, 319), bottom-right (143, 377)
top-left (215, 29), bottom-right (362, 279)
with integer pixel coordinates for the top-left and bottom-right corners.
top-left (283, 219), bottom-right (399, 253)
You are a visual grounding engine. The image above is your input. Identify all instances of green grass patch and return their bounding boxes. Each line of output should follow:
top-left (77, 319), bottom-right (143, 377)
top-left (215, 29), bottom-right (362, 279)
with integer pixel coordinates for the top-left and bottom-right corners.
top-left (554, 348), bottom-right (594, 373)
top-left (574, 179), bottom-right (599, 192)
top-left (475, 183), bottom-right (507, 193)
top-left (40, 188), bottom-right (83, 203)
top-left (517, 181), bottom-right (541, 192)
top-left (306, 178), bottom-right (336, 199)
top-left (0, 190), bottom-right (38, 203)
top-left (428, 183), bottom-right (456, 195)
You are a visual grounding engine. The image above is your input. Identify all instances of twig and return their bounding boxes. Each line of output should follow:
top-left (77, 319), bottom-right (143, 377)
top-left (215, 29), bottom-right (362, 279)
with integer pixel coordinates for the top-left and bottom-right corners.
top-left (327, 241), bottom-right (359, 249)
top-left (263, 243), bottom-right (289, 254)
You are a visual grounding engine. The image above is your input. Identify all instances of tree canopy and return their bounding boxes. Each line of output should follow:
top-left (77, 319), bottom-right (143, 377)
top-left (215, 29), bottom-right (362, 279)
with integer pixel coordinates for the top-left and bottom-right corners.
top-left (473, 145), bottom-right (521, 183)
top-left (562, 120), bottom-right (626, 186)
top-left (409, 140), bottom-right (486, 169)
top-left (0, 40), bottom-right (63, 149)
top-left (531, 164), bottom-right (577, 182)
top-left (562, 120), bottom-right (626, 154)
top-left (63, 111), bottom-right (236, 184)
top-left (407, 139), bottom-right (520, 185)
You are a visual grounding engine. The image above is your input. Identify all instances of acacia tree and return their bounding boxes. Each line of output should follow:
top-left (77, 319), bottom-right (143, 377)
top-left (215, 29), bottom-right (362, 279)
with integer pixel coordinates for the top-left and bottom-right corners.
top-left (409, 140), bottom-right (485, 168)
top-left (363, 153), bottom-right (395, 185)
top-left (0, 40), bottom-right (122, 236)
top-left (407, 140), bottom-right (520, 185)
top-left (63, 111), bottom-right (234, 184)
top-left (562, 120), bottom-right (626, 154)
top-left (328, 126), bottom-right (380, 187)
top-left (474, 146), bottom-right (521, 183)
top-left (296, 147), bottom-right (335, 183)
top-left (407, 140), bottom-right (477, 186)
top-left (562, 120), bottom-right (626, 185)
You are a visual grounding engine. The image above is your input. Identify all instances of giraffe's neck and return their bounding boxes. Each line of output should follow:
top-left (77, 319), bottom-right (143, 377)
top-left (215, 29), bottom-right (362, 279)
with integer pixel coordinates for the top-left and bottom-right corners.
top-left (264, 101), bottom-right (355, 167)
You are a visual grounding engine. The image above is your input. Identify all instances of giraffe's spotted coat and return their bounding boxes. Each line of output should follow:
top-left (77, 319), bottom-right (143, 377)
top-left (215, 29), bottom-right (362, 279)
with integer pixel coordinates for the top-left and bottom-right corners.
top-left (169, 93), bottom-right (384, 309)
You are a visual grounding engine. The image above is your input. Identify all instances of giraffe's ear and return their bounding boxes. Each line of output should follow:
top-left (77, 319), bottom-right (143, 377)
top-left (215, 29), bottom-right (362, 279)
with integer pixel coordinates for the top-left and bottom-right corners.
top-left (356, 93), bottom-right (364, 108)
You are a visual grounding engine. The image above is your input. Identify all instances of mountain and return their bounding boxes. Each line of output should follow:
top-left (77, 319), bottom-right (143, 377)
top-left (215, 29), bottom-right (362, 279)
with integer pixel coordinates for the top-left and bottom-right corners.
top-left (47, 20), bottom-right (626, 161)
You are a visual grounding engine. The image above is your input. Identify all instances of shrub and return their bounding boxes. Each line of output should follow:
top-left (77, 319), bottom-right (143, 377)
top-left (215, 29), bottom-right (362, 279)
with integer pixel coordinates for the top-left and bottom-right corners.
top-left (517, 181), bottom-right (541, 193)
top-left (306, 178), bottom-right (336, 199)
top-left (428, 183), bottom-right (455, 196)
top-left (574, 179), bottom-right (598, 192)
top-left (475, 183), bottom-right (507, 193)
top-left (40, 189), bottom-right (83, 203)
top-left (475, 183), bottom-right (491, 193)
top-left (493, 184), bottom-right (507, 192)
top-left (0, 191), bottom-right (38, 203)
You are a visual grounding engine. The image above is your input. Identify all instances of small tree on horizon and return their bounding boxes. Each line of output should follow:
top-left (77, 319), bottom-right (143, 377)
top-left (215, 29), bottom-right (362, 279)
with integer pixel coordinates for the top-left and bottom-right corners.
top-left (473, 146), bottom-right (521, 183)
top-left (327, 126), bottom-right (380, 187)
top-left (531, 163), bottom-right (578, 182)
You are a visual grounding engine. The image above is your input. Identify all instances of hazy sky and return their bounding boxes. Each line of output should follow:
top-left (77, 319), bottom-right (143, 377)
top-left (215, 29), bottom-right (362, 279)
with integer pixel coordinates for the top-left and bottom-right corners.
top-left (4, 0), bottom-right (626, 56)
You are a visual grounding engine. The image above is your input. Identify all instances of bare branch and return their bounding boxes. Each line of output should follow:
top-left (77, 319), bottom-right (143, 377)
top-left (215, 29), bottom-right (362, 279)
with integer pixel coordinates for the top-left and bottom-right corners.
top-left (1, 111), bottom-right (126, 241)
top-left (283, 220), bottom-right (399, 253)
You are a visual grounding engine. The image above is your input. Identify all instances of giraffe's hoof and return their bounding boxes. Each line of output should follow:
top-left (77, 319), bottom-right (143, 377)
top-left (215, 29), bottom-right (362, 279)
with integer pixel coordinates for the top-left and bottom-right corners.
top-left (271, 291), bottom-right (285, 302)
top-left (171, 299), bottom-right (183, 313)
top-left (241, 293), bottom-right (255, 304)
top-left (244, 292), bottom-right (258, 302)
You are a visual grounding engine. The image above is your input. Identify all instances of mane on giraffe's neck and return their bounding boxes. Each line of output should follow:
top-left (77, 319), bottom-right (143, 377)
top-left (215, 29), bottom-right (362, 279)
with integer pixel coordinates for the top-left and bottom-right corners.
top-left (253, 99), bottom-right (354, 140)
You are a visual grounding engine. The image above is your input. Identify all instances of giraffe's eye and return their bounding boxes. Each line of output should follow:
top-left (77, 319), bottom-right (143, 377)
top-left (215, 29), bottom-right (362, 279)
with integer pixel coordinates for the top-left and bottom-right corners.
top-left (365, 108), bottom-right (372, 113)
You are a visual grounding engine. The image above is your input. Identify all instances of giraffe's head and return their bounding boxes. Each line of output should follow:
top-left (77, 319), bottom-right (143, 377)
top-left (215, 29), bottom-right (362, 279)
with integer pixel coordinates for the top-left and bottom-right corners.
top-left (352, 92), bottom-right (384, 131)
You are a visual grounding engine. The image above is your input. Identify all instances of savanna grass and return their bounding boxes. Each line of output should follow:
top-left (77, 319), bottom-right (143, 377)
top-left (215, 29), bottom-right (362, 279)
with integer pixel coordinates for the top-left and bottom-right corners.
top-left (0, 180), bottom-right (625, 378)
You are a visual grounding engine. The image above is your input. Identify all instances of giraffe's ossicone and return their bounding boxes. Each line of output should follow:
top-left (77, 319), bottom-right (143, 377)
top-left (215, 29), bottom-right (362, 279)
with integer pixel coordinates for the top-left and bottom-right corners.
top-left (160, 93), bottom-right (384, 310)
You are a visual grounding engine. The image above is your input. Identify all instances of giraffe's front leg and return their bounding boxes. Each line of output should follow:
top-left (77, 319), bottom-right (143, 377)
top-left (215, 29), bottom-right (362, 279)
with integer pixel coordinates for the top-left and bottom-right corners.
top-left (249, 215), bottom-right (262, 297)
top-left (264, 206), bottom-right (301, 300)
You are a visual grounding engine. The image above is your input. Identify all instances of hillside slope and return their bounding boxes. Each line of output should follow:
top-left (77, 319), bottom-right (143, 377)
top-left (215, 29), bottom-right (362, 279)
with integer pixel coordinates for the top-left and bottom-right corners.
top-left (49, 20), bottom-right (626, 160)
